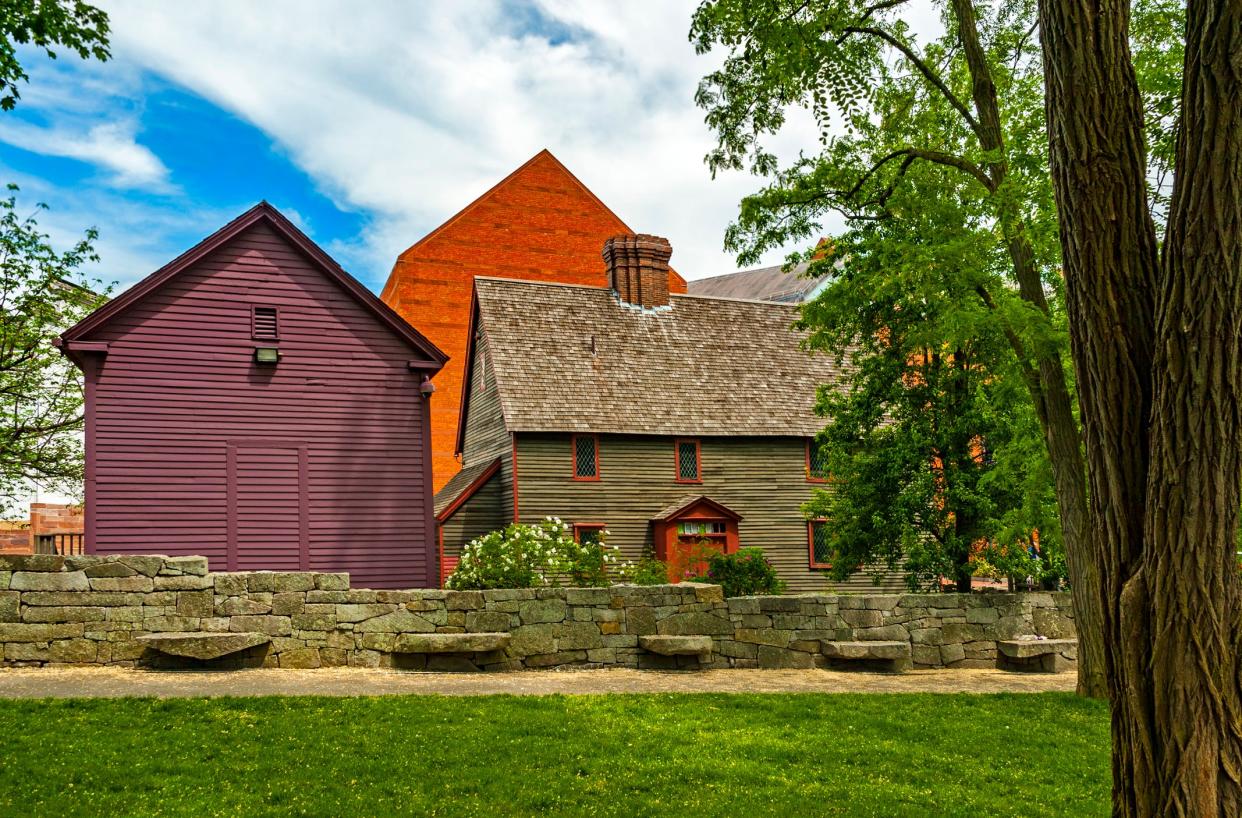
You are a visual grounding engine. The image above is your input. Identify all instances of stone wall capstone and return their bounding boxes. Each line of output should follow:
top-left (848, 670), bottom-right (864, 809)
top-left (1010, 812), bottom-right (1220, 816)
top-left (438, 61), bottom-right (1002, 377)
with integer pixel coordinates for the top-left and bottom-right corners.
top-left (0, 554), bottom-right (1075, 670)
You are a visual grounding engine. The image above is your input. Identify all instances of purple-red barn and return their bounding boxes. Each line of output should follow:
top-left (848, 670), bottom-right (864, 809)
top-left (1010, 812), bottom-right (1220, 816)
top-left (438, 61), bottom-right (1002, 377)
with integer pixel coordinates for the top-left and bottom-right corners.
top-left (56, 203), bottom-right (447, 589)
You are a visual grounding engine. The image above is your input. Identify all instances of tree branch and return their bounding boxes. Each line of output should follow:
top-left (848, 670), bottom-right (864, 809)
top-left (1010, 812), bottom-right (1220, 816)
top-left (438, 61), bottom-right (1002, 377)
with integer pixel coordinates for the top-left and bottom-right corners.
top-left (842, 25), bottom-right (982, 137)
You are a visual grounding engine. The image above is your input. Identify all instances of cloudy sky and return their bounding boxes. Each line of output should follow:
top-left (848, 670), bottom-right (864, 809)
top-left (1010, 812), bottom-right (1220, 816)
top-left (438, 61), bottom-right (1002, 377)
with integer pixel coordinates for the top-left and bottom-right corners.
top-left (0, 0), bottom-right (864, 294)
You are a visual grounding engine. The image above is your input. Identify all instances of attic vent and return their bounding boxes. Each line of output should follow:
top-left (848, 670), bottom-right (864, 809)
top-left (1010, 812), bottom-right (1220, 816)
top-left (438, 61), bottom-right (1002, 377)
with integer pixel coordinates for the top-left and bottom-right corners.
top-left (252, 307), bottom-right (278, 339)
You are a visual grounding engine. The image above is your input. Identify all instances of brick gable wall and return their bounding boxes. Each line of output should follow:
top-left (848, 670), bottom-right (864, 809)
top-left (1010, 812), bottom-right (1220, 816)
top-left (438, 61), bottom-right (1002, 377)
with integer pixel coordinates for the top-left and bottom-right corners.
top-left (381, 150), bottom-right (686, 491)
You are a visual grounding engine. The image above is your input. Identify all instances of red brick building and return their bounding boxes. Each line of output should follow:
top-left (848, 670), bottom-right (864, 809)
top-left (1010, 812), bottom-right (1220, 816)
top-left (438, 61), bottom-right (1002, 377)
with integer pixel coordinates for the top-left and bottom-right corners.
top-left (380, 150), bottom-right (687, 491)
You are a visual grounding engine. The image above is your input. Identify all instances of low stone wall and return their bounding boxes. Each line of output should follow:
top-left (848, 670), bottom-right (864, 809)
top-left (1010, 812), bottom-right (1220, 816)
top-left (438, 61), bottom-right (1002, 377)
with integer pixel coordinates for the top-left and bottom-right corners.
top-left (0, 554), bottom-right (1075, 670)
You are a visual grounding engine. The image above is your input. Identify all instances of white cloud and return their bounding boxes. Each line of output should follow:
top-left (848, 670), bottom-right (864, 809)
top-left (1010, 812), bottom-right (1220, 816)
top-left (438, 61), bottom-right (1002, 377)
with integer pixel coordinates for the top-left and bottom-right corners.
top-left (0, 119), bottom-right (171, 190)
top-left (95, 0), bottom-right (831, 282)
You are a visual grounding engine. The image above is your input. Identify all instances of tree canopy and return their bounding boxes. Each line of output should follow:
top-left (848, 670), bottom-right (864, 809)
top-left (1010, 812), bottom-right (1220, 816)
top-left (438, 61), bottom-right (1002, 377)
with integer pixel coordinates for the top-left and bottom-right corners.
top-left (0, 0), bottom-right (110, 110)
top-left (691, 0), bottom-right (1181, 697)
top-left (0, 189), bottom-right (109, 513)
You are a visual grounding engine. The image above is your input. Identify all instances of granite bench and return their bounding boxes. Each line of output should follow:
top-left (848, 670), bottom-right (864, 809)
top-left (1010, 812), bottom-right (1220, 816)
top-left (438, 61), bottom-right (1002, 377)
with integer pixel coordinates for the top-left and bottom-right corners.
top-left (820, 640), bottom-right (912, 672)
top-left (997, 639), bottom-right (1077, 673)
top-left (638, 635), bottom-right (713, 657)
top-left (392, 633), bottom-right (511, 654)
top-left (136, 632), bottom-right (271, 662)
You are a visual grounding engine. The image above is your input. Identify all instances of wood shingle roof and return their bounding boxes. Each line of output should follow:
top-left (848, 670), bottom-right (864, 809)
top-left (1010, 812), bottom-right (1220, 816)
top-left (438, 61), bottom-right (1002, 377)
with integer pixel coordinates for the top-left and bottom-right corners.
top-left (472, 277), bottom-right (843, 438)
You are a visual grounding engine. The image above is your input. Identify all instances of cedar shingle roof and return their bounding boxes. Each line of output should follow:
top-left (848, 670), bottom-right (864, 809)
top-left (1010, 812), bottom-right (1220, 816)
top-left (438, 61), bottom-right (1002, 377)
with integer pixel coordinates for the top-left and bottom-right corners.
top-left (473, 278), bottom-right (843, 437)
top-left (686, 262), bottom-right (827, 303)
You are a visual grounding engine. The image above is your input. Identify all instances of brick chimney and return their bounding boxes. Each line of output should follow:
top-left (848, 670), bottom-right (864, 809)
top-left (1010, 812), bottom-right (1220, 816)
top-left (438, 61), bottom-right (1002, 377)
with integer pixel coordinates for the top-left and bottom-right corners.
top-left (601, 234), bottom-right (673, 309)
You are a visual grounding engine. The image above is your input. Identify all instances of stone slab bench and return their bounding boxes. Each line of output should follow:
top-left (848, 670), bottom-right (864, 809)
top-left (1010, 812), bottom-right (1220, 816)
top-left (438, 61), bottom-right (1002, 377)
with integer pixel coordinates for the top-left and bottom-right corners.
top-left (997, 639), bottom-right (1077, 673)
top-left (392, 633), bottom-right (510, 654)
top-left (638, 635), bottom-right (713, 657)
top-left (820, 640), bottom-right (912, 672)
top-left (136, 632), bottom-right (271, 661)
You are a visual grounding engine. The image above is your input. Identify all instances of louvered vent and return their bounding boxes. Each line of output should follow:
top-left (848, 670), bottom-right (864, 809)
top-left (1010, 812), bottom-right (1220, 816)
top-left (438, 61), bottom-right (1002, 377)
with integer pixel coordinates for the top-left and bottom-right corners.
top-left (252, 307), bottom-right (278, 339)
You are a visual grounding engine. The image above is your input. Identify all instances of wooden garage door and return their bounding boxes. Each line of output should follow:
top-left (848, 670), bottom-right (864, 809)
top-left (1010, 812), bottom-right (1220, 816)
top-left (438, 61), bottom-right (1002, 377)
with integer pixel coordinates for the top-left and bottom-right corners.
top-left (227, 441), bottom-right (308, 572)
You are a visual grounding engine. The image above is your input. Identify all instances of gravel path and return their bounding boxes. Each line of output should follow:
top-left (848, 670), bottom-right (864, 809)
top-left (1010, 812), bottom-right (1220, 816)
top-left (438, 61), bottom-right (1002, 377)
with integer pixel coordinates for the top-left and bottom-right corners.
top-left (0, 667), bottom-right (1076, 699)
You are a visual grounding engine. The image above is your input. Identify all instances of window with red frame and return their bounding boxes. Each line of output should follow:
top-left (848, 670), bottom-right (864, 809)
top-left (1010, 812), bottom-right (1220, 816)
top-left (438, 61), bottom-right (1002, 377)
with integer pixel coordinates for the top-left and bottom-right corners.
top-left (572, 435), bottom-right (599, 480)
top-left (573, 523), bottom-right (606, 546)
top-left (806, 439), bottom-right (830, 482)
top-left (674, 439), bottom-right (701, 482)
top-left (808, 520), bottom-right (833, 569)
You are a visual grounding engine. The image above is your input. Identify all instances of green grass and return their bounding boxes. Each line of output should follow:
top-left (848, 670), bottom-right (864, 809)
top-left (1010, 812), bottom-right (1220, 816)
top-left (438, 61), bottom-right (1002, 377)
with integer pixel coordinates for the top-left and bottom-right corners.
top-left (0, 693), bottom-right (1108, 817)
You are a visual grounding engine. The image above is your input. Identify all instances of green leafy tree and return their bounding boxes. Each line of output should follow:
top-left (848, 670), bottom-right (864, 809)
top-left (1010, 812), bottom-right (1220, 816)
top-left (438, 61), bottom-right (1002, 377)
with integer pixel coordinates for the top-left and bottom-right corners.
top-left (0, 0), bottom-right (110, 513)
top-left (802, 248), bottom-right (1057, 591)
top-left (0, 0), bottom-right (110, 110)
top-left (0, 189), bottom-right (108, 513)
top-left (691, 0), bottom-right (1178, 698)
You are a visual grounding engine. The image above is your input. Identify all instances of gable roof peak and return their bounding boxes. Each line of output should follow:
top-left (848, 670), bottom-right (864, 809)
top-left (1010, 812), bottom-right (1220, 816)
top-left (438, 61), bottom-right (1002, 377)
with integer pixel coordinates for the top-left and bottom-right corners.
top-left (59, 202), bottom-right (447, 366)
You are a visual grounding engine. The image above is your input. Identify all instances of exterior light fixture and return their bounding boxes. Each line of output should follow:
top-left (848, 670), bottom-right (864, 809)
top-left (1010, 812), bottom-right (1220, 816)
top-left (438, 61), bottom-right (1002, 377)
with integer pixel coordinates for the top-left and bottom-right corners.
top-left (419, 376), bottom-right (436, 398)
top-left (254, 347), bottom-right (280, 365)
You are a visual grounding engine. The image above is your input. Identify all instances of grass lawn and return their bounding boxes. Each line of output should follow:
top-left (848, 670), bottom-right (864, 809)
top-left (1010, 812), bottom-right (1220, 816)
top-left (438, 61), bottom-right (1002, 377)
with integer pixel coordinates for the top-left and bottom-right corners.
top-left (0, 692), bottom-right (1108, 817)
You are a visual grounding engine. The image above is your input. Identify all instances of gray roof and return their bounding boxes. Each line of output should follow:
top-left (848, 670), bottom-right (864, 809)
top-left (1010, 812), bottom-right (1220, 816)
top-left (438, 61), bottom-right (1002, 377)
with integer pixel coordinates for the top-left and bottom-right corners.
top-left (686, 262), bottom-right (826, 303)
top-left (473, 278), bottom-right (843, 437)
top-left (433, 458), bottom-right (500, 518)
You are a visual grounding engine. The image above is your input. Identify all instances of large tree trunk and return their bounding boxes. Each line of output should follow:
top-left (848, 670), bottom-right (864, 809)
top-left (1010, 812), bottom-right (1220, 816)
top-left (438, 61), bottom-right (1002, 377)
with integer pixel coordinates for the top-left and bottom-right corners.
top-left (1039, 0), bottom-right (1242, 813)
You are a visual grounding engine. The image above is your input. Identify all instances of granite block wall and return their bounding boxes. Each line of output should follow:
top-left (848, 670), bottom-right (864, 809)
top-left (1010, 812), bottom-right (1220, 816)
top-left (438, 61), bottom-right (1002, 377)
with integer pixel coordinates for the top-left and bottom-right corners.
top-left (0, 554), bottom-right (1075, 671)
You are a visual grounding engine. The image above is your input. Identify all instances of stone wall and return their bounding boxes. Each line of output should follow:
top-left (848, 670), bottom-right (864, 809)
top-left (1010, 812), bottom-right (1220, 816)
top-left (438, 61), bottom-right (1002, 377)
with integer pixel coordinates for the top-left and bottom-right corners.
top-left (0, 554), bottom-right (1075, 670)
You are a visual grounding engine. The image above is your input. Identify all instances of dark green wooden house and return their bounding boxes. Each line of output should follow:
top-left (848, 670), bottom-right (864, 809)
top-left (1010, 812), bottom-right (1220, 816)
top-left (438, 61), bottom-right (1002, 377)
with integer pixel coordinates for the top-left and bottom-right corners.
top-left (434, 234), bottom-right (903, 593)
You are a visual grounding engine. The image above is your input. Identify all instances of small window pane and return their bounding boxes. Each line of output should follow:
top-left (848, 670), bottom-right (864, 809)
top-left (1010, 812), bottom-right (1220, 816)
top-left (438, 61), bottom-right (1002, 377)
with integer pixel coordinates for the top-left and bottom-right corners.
top-left (811, 521), bottom-right (832, 566)
top-left (677, 441), bottom-right (699, 480)
top-left (809, 441), bottom-right (830, 480)
top-left (574, 436), bottom-right (597, 478)
top-left (577, 526), bottom-right (603, 546)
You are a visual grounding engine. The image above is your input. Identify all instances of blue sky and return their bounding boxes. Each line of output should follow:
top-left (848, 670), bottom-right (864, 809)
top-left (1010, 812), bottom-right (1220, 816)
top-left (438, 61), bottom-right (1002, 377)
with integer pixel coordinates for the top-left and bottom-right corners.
top-left (0, 0), bottom-right (849, 295)
top-left (0, 1), bottom-right (946, 295)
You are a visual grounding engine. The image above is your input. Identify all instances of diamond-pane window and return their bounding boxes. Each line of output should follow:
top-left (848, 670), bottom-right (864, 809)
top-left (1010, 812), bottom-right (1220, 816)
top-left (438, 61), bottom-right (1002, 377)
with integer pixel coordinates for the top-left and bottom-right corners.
top-left (676, 440), bottom-right (700, 482)
top-left (809, 520), bottom-right (833, 568)
top-left (808, 440), bottom-right (830, 481)
top-left (573, 435), bottom-right (598, 479)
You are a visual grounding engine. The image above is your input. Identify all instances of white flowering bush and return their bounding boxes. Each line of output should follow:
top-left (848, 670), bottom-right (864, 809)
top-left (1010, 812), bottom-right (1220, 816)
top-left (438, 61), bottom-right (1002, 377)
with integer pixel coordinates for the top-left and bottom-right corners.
top-left (444, 517), bottom-right (623, 589)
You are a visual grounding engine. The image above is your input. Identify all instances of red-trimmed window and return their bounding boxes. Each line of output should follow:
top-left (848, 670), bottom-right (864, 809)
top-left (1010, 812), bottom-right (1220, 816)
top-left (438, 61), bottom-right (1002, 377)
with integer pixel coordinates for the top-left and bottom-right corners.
top-left (808, 519), bottom-right (833, 569)
top-left (252, 306), bottom-right (278, 340)
top-left (573, 523), bottom-right (607, 545)
top-left (572, 434), bottom-right (600, 480)
top-left (806, 439), bottom-right (830, 482)
top-left (674, 438), bottom-right (701, 483)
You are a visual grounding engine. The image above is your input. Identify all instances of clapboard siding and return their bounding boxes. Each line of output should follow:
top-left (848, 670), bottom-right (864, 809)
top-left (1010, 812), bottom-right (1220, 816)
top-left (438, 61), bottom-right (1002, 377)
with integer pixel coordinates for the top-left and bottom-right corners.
top-left (458, 327), bottom-right (515, 523)
top-left (70, 212), bottom-right (442, 589)
top-left (513, 432), bottom-right (905, 593)
top-left (438, 474), bottom-right (506, 559)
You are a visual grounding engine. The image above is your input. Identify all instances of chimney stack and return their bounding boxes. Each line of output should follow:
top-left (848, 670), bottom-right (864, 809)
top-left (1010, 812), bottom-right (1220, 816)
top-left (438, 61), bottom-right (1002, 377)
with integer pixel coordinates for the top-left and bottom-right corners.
top-left (601, 234), bottom-right (672, 309)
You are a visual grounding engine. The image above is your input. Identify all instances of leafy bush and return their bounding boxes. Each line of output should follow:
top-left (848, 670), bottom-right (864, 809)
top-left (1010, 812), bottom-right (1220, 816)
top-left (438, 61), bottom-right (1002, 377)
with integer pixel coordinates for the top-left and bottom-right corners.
top-left (692, 547), bottom-right (785, 597)
top-left (972, 538), bottom-right (1068, 591)
top-left (617, 557), bottom-right (670, 586)
top-left (445, 518), bottom-right (621, 590)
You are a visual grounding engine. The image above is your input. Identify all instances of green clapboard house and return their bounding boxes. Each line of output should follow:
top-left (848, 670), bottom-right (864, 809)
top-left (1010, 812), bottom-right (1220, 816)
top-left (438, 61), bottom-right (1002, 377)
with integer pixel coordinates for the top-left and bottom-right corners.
top-left (434, 233), bottom-right (904, 593)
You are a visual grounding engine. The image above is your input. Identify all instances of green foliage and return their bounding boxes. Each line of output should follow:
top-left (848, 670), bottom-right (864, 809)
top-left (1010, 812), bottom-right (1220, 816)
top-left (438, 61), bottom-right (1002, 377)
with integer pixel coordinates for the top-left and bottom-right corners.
top-left (691, 547), bottom-right (785, 597)
top-left (444, 518), bottom-right (621, 590)
top-left (617, 557), bottom-right (670, 586)
top-left (0, 187), bottom-right (109, 514)
top-left (691, 1), bottom-right (1178, 591)
top-left (0, 0), bottom-right (110, 110)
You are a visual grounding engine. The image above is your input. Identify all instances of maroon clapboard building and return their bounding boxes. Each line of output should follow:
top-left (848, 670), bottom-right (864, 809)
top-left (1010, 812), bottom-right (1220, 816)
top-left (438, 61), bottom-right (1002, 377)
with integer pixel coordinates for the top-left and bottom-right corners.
top-left (56, 203), bottom-right (447, 588)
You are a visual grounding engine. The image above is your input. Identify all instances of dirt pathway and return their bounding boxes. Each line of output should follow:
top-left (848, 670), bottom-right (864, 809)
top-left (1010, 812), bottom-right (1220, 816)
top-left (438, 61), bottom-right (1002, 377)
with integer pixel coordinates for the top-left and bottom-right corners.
top-left (0, 666), bottom-right (1075, 699)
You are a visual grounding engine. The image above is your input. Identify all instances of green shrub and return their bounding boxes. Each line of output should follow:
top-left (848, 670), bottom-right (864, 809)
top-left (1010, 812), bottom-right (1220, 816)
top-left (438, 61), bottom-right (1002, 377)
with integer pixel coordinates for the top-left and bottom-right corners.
top-left (692, 547), bottom-right (785, 597)
top-left (618, 557), bottom-right (670, 586)
top-left (445, 518), bottom-right (620, 590)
